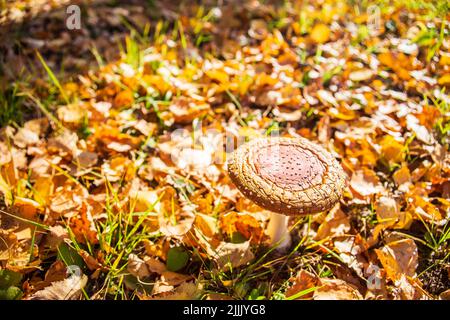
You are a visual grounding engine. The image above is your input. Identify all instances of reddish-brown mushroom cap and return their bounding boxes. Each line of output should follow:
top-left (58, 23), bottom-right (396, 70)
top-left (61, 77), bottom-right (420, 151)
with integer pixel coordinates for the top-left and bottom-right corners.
top-left (227, 137), bottom-right (347, 216)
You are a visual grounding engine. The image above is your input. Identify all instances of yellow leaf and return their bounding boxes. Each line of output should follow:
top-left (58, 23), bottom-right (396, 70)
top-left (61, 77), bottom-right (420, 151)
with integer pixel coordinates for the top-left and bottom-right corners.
top-left (310, 24), bottom-right (330, 44)
top-left (379, 135), bottom-right (404, 163)
top-left (33, 177), bottom-right (54, 206)
top-left (439, 53), bottom-right (450, 66)
top-left (205, 69), bottom-right (229, 84)
top-left (438, 74), bottom-right (450, 86)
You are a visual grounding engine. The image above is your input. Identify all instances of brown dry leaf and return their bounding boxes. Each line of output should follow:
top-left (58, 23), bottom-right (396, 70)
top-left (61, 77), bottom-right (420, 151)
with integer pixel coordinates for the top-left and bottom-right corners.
top-left (28, 156), bottom-right (57, 180)
top-left (49, 183), bottom-right (87, 216)
top-left (0, 141), bottom-right (12, 166)
top-left (127, 254), bottom-right (150, 279)
top-left (132, 119), bottom-right (157, 137)
top-left (286, 270), bottom-right (363, 300)
top-left (376, 196), bottom-right (400, 228)
top-left (372, 196), bottom-right (412, 240)
top-left (313, 278), bottom-right (363, 300)
top-left (30, 260), bottom-right (68, 292)
top-left (157, 189), bottom-right (195, 237)
top-left (29, 273), bottom-right (88, 300)
top-left (146, 282), bottom-right (201, 300)
top-left (211, 241), bottom-right (254, 270)
top-left (439, 289), bottom-right (450, 300)
top-left (45, 225), bottom-right (69, 249)
top-left (94, 124), bottom-right (142, 154)
top-left (75, 152), bottom-right (98, 168)
top-left (393, 164), bottom-right (412, 192)
top-left (101, 156), bottom-right (135, 182)
top-left (285, 269), bottom-right (319, 299)
top-left (333, 236), bottom-right (367, 278)
top-left (2, 240), bottom-right (40, 272)
top-left (47, 130), bottom-right (79, 158)
top-left (13, 128), bottom-right (40, 149)
top-left (159, 209), bottom-right (195, 238)
top-left (392, 275), bottom-right (430, 300)
top-left (78, 250), bottom-right (102, 271)
top-left (43, 261), bottom-right (69, 285)
top-left (437, 74), bottom-right (450, 86)
top-left (248, 19), bottom-right (268, 40)
top-left (132, 189), bottom-right (161, 212)
top-left (350, 168), bottom-right (383, 198)
top-left (196, 229), bottom-right (254, 271)
top-left (23, 118), bottom-right (49, 137)
top-left (168, 98), bottom-right (210, 124)
top-left (161, 271), bottom-right (193, 286)
top-left (205, 293), bottom-right (234, 300)
top-left (375, 239), bottom-right (418, 282)
top-left (0, 163), bottom-right (16, 202)
top-left (409, 191), bottom-right (444, 222)
top-left (315, 207), bottom-right (351, 240)
top-left (144, 256), bottom-right (167, 274)
top-left (143, 239), bottom-right (170, 262)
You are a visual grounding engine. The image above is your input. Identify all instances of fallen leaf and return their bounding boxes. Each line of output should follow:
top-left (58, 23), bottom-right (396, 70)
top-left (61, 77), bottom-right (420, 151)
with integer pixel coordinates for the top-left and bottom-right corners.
top-left (406, 114), bottom-right (434, 144)
top-left (315, 207), bottom-right (351, 240)
top-left (313, 278), bottom-right (363, 300)
top-left (30, 273), bottom-right (87, 300)
top-left (349, 69), bottom-right (373, 82)
top-left (375, 239), bottom-right (418, 282)
top-left (285, 270), bottom-right (319, 299)
top-left (127, 254), bottom-right (150, 279)
top-left (310, 24), bottom-right (330, 44)
top-left (350, 168), bottom-right (383, 198)
top-left (144, 256), bottom-right (167, 274)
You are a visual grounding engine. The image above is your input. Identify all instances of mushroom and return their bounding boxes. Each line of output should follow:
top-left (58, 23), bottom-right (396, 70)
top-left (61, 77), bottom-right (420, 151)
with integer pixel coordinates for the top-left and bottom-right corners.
top-left (227, 136), bottom-right (346, 250)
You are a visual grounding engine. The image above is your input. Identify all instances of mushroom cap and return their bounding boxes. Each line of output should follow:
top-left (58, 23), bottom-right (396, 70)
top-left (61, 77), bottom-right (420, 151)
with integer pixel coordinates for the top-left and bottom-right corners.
top-left (227, 137), bottom-right (347, 216)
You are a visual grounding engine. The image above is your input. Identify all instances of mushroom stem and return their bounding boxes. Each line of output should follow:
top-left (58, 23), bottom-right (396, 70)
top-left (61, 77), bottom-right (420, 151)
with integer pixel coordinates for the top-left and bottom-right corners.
top-left (266, 212), bottom-right (291, 250)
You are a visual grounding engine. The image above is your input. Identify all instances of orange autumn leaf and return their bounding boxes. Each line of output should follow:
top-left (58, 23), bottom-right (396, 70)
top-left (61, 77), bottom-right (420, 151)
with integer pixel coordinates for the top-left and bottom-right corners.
top-left (219, 211), bottom-right (264, 244)
top-left (69, 202), bottom-right (98, 244)
top-left (113, 90), bottom-right (134, 108)
top-left (379, 135), bottom-right (405, 163)
top-left (438, 74), bottom-right (450, 86)
top-left (310, 23), bottom-right (330, 44)
top-left (375, 239), bottom-right (418, 282)
top-left (13, 197), bottom-right (41, 220)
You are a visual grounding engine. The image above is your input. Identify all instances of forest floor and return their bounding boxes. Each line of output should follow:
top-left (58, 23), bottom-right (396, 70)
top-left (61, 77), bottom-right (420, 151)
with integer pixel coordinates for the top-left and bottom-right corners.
top-left (0, 0), bottom-right (449, 300)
